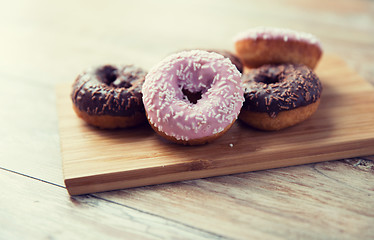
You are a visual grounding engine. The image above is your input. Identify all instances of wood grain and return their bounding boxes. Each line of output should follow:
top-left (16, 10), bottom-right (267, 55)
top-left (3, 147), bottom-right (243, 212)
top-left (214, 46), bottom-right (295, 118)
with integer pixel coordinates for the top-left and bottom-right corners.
top-left (57, 55), bottom-right (374, 195)
top-left (95, 159), bottom-right (374, 240)
top-left (0, 169), bottom-right (223, 240)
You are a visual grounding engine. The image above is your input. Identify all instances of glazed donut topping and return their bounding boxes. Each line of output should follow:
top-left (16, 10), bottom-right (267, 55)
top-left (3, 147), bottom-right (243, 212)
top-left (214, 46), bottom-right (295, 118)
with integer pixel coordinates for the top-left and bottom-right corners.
top-left (242, 64), bottom-right (322, 118)
top-left (142, 50), bottom-right (244, 142)
top-left (233, 26), bottom-right (322, 49)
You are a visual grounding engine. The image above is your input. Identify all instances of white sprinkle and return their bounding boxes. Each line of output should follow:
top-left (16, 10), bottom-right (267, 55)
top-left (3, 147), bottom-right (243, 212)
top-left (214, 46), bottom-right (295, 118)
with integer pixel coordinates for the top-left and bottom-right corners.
top-left (211, 65), bottom-right (217, 72)
top-left (194, 63), bottom-right (201, 70)
top-left (149, 91), bottom-right (156, 100)
top-left (215, 74), bottom-right (220, 82)
top-left (169, 105), bottom-right (174, 114)
top-left (228, 77), bottom-right (237, 83)
top-left (196, 116), bottom-right (204, 121)
top-left (149, 117), bottom-right (154, 124)
top-left (186, 72), bottom-right (192, 80)
top-left (173, 111), bottom-right (184, 119)
top-left (229, 143), bottom-right (233, 148)
top-left (216, 81), bottom-right (226, 88)
top-left (177, 122), bottom-right (185, 130)
top-left (162, 117), bottom-right (168, 122)
top-left (284, 36), bottom-right (288, 42)
top-left (147, 104), bottom-right (155, 112)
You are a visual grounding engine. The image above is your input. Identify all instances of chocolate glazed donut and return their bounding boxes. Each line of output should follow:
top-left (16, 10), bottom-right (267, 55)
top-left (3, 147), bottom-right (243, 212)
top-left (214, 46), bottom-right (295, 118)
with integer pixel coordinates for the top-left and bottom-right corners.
top-left (71, 65), bottom-right (147, 129)
top-left (239, 64), bottom-right (322, 130)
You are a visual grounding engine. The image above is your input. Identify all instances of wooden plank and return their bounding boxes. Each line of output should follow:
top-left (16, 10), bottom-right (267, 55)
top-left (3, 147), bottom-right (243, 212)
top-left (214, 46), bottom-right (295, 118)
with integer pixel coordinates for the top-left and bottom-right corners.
top-left (0, 79), bottom-right (64, 186)
top-left (0, 169), bottom-right (226, 240)
top-left (94, 159), bottom-right (374, 240)
top-left (57, 55), bottom-right (374, 195)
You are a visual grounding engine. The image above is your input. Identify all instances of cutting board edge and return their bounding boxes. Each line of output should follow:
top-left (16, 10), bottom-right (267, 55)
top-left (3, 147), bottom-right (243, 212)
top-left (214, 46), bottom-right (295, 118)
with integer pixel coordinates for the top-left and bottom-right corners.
top-left (61, 132), bottom-right (374, 180)
top-left (64, 143), bottom-right (374, 195)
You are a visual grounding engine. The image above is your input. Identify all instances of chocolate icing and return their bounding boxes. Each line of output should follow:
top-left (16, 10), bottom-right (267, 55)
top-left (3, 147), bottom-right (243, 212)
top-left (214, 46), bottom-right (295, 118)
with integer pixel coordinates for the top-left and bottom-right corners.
top-left (71, 65), bottom-right (147, 116)
top-left (242, 64), bottom-right (322, 117)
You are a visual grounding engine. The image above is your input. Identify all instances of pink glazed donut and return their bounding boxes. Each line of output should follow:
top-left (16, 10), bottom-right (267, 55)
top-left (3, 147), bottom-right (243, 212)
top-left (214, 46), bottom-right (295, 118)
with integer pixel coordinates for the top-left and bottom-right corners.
top-left (142, 50), bottom-right (244, 145)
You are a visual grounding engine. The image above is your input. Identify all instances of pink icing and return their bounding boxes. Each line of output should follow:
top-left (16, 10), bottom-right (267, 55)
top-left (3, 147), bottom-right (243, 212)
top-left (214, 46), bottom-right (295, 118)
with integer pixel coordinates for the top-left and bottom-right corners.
top-left (142, 50), bottom-right (244, 142)
top-left (233, 26), bottom-right (322, 49)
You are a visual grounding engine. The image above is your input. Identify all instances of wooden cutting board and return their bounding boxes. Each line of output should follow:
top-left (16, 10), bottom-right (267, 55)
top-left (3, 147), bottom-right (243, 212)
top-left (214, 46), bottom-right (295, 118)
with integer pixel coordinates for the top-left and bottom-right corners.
top-left (57, 55), bottom-right (374, 195)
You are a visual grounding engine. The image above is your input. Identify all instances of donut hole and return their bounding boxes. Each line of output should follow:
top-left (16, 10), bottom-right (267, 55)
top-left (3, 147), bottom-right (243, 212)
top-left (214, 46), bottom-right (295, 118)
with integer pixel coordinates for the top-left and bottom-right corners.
top-left (182, 88), bottom-right (202, 104)
top-left (97, 65), bottom-right (118, 85)
top-left (112, 80), bottom-right (132, 88)
top-left (254, 75), bottom-right (281, 84)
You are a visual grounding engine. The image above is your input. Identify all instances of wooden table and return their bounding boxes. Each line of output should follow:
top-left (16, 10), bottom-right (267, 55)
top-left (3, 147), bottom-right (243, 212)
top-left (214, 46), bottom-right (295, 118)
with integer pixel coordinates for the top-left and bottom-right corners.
top-left (1, 0), bottom-right (373, 239)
